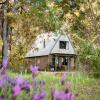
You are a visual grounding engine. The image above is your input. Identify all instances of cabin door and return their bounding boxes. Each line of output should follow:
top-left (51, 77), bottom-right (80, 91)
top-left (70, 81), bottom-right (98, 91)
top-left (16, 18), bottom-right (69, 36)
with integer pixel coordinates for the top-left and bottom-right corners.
top-left (58, 56), bottom-right (69, 71)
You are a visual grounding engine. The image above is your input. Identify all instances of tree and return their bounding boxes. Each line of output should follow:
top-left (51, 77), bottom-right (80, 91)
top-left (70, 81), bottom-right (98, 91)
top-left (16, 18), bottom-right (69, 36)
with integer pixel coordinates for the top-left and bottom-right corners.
top-left (0, 0), bottom-right (9, 70)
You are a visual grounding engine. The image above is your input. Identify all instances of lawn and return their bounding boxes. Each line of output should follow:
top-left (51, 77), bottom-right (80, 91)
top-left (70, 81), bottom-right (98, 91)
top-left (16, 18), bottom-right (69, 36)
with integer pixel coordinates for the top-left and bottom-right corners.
top-left (8, 71), bottom-right (100, 100)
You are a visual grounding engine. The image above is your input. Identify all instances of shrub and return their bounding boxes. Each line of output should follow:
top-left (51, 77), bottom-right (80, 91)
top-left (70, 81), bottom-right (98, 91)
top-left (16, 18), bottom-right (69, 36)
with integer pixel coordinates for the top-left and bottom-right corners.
top-left (79, 41), bottom-right (100, 72)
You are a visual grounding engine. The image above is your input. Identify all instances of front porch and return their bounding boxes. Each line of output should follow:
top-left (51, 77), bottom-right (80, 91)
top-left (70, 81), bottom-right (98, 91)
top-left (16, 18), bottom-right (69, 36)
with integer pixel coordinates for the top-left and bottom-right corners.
top-left (48, 54), bottom-right (76, 71)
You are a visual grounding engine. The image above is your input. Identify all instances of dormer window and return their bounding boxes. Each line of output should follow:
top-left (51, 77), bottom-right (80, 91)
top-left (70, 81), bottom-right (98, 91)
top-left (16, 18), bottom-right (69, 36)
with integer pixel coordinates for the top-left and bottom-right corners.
top-left (59, 41), bottom-right (69, 49)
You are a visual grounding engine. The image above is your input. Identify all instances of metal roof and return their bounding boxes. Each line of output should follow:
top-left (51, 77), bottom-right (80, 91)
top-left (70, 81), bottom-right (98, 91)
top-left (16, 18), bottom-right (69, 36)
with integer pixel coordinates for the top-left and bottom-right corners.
top-left (25, 32), bottom-right (76, 57)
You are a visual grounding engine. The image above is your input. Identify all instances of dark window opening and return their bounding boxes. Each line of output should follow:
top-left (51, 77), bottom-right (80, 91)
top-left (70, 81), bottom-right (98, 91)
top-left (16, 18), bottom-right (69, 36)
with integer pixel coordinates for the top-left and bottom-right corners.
top-left (59, 41), bottom-right (69, 49)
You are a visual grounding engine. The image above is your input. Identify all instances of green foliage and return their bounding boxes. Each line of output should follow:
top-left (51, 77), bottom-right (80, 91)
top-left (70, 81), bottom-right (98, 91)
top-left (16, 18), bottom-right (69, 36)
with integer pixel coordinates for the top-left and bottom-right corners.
top-left (79, 41), bottom-right (100, 72)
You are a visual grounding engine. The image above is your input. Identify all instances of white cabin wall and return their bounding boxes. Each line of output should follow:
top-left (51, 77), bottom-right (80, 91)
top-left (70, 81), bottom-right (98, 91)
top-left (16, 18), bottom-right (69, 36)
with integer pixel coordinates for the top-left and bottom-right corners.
top-left (51, 35), bottom-right (75, 54)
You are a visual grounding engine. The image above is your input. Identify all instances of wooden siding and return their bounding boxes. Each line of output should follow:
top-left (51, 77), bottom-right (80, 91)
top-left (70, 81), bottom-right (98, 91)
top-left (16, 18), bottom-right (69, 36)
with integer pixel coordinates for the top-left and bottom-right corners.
top-left (25, 55), bottom-right (76, 71)
top-left (25, 56), bottom-right (50, 71)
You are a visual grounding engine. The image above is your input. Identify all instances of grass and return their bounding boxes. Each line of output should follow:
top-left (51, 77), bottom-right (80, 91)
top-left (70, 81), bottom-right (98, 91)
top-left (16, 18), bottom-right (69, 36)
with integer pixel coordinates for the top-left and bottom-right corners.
top-left (8, 71), bottom-right (100, 100)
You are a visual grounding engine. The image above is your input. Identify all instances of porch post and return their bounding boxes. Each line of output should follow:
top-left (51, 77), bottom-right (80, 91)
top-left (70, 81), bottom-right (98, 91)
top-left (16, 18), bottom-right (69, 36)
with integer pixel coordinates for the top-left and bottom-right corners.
top-left (68, 57), bottom-right (70, 71)
top-left (35, 56), bottom-right (37, 66)
top-left (57, 55), bottom-right (61, 71)
top-left (65, 56), bottom-right (67, 71)
top-left (47, 55), bottom-right (50, 71)
top-left (55, 55), bottom-right (58, 71)
top-left (54, 55), bottom-right (56, 71)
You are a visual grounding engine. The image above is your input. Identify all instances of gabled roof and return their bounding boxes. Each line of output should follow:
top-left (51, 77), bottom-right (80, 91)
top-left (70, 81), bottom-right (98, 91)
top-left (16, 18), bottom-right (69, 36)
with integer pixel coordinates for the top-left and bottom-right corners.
top-left (25, 32), bottom-right (76, 57)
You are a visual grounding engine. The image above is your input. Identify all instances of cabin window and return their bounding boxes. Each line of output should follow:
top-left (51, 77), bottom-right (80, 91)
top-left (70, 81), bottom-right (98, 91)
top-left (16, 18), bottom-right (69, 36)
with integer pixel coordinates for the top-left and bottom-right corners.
top-left (59, 41), bottom-right (69, 49)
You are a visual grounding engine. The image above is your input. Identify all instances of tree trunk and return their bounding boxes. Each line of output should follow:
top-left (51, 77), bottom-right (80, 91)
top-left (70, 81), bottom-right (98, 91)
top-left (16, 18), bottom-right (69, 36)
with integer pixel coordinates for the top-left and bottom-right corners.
top-left (1, 1), bottom-right (9, 69)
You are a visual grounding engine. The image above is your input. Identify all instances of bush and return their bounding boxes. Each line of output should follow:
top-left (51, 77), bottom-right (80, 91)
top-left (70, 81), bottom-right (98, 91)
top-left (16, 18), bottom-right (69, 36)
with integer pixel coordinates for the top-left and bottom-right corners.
top-left (79, 41), bottom-right (100, 72)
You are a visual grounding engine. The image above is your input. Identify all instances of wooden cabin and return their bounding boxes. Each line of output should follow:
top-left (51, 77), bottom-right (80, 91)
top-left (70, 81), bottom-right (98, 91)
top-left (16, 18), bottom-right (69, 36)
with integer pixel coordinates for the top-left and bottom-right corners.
top-left (25, 32), bottom-right (76, 71)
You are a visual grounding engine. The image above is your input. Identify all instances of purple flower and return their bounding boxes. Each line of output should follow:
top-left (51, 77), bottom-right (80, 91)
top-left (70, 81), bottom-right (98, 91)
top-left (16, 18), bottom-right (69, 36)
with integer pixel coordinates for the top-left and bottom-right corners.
top-left (0, 75), bottom-right (10, 88)
top-left (30, 65), bottom-right (39, 73)
top-left (0, 96), bottom-right (3, 100)
top-left (32, 85), bottom-right (37, 90)
top-left (11, 79), bottom-right (17, 87)
top-left (15, 77), bottom-right (24, 85)
top-left (30, 65), bottom-right (39, 78)
top-left (21, 81), bottom-right (30, 93)
top-left (0, 79), bottom-right (5, 88)
top-left (65, 92), bottom-right (72, 100)
top-left (12, 85), bottom-right (21, 97)
top-left (53, 90), bottom-right (65, 100)
top-left (66, 81), bottom-right (71, 89)
top-left (61, 73), bottom-right (67, 85)
top-left (2, 57), bottom-right (8, 68)
top-left (7, 77), bottom-right (13, 84)
top-left (0, 80), bottom-right (4, 87)
top-left (32, 93), bottom-right (39, 100)
top-left (40, 90), bottom-right (46, 99)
